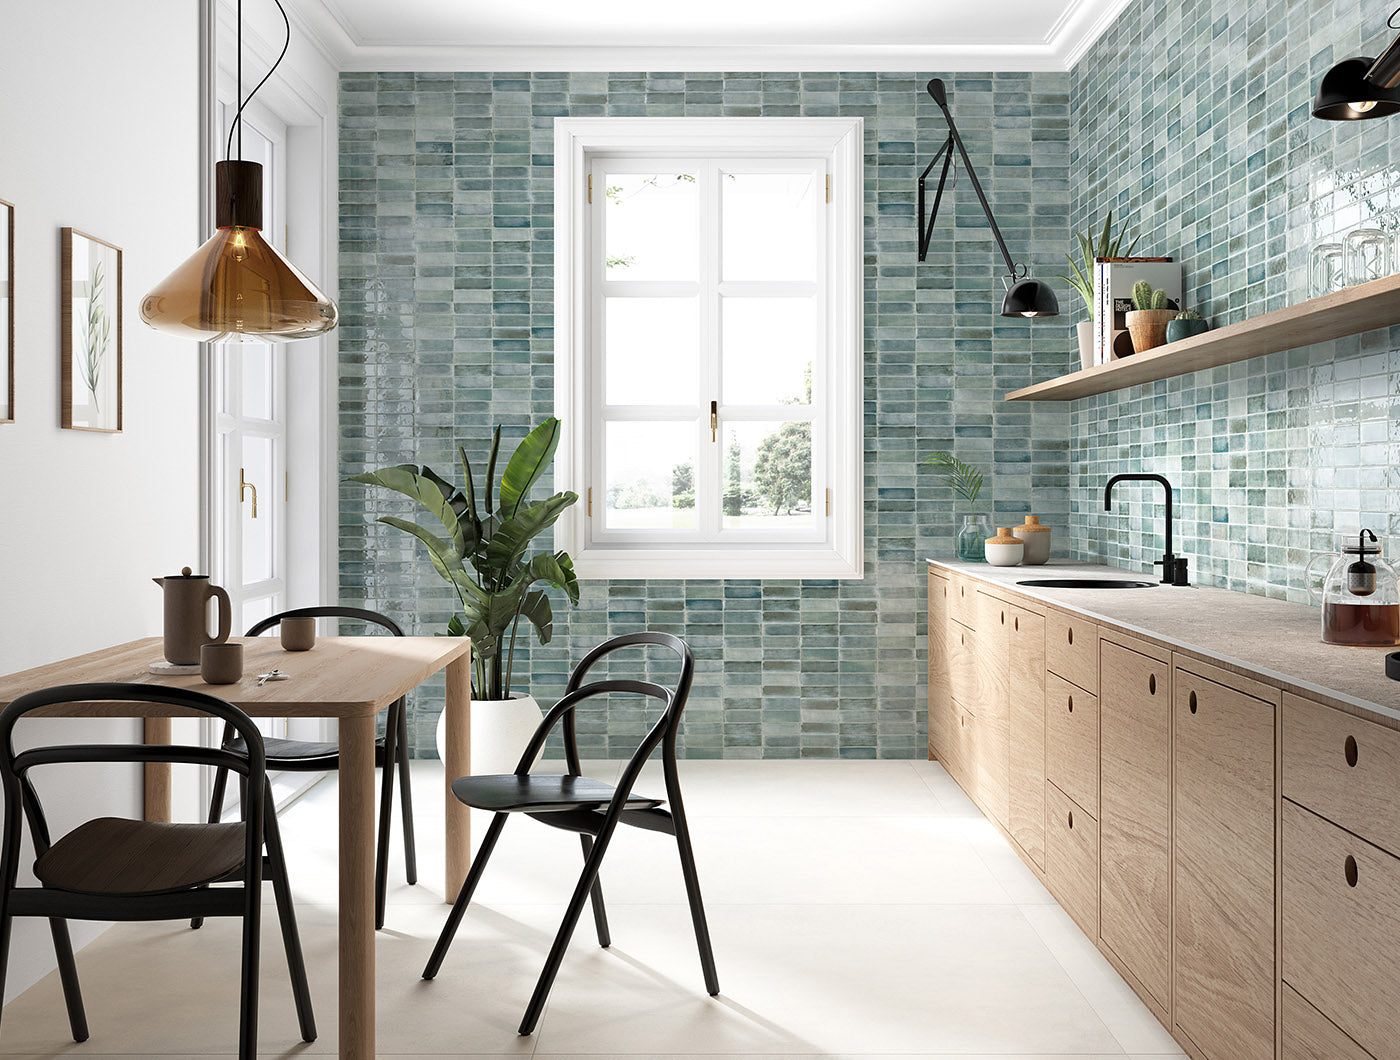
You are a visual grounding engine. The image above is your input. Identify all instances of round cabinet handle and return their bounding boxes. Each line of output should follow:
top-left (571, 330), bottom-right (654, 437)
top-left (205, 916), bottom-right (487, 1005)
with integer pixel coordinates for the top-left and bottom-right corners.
top-left (1345, 735), bottom-right (1359, 768)
top-left (1345, 854), bottom-right (1359, 888)
top-left (1189, 690), bottom-right (1198, 714)
top-left (1068, 627), bottom-right (1074, 645)
top-left (1001, 611), bottom-right (1005, 625)
top-left (1014, 616), bottom-right (1020, 631)
top-left (1067, 810), bottom-right (1074, 829)
top-left (1067, 695), bottom-right (1074, 713)
top-left (1148, 673), bottom-right (1157, 695)
top-left (960, 632), bottom-right (965, 646)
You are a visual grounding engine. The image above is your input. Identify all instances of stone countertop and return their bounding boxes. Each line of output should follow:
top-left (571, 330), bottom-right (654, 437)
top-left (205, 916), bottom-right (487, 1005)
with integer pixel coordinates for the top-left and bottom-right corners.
top-left (927, 557), bottom-right (1400, 727)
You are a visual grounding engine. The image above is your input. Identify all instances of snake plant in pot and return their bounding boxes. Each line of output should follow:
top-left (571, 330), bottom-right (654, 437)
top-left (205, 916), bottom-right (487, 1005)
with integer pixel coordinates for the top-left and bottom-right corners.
top-left (349, 417), bottom-right (579, 772)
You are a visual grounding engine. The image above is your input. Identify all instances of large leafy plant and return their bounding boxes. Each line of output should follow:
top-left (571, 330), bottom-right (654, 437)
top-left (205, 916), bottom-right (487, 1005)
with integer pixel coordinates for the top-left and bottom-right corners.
top-left (348, 418), bottom-right (579, 700)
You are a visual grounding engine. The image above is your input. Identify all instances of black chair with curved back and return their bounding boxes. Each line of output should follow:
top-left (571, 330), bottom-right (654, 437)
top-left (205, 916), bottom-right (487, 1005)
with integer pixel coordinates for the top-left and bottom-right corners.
top-left (422, 631), bottom-right (719, 1035)
top-left (0, 683), bottom-right (315, 1059)
top-left (195, 606), bottom-right (417, 932)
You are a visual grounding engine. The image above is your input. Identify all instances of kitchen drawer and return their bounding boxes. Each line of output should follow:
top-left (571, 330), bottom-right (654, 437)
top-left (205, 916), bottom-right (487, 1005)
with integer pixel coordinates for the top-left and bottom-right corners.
top-left (1046, 671), bottom-right (1099, 817)
top-left (1046, 609), bottom-right (1098, 693)
top-left (948, 622), bottom-right (980, 709)
top-left (1046, 781), bottom-right (1098, 938)
top-left (1282, 799), bottom-right (1400, 1060)
top-left (949, 573), bottom-right (977, 630)
top-left (1281, 983), bottom-right (1374, 1060)
top-left (1283, 691), bottom-right (1400, 857)
top-left (945, 702), bottom-right (978, 797)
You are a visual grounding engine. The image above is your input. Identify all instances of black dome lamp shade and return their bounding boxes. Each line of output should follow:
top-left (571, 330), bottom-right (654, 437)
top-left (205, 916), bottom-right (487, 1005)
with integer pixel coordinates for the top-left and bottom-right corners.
top-left (917, 78), bottom-right (1058, 319)
top-left (1313, 20), bottom-right (1400, 121)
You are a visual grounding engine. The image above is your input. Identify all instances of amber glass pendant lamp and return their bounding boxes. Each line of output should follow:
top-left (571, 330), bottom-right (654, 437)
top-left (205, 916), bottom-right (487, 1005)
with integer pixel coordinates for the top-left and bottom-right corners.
top-left (141, 0), bottom-right (336, 343)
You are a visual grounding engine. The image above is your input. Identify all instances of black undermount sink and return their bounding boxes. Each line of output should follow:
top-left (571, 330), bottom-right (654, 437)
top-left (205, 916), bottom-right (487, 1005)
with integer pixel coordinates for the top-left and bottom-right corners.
top-left (1016, 578), bottom-right (1157, 589)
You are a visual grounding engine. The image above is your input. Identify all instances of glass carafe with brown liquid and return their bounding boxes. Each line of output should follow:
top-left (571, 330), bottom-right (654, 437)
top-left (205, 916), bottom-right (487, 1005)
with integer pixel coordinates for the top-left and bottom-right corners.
top-left (1306, 530), bottom-right (1400, 646)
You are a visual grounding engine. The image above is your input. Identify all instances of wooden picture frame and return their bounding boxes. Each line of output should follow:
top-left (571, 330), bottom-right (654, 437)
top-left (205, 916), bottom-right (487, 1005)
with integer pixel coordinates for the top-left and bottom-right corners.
top-left (61, 227), bottom-right (122, 432)
top-left (0, 199), bottom-right (13, 424)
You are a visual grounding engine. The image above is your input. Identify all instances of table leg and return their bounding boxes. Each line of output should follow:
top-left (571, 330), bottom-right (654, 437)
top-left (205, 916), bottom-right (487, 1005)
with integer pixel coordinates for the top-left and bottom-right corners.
top-left (339, 712), bottom-right (376, 1058)
top-left (143, 717), bottom-right (171, 823)
top-left (444, 652), bottom-right (472, 901)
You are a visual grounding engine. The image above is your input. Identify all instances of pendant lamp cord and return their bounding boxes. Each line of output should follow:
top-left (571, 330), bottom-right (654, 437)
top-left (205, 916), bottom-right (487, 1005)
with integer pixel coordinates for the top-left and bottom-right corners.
top-left (224, 0), bottom-right (291, 162)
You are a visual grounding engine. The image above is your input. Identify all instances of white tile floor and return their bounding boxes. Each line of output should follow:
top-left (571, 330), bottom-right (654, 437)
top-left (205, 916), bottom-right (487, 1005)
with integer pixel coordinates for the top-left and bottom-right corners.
top-left (0, 760), bottom-right (1187, 1059)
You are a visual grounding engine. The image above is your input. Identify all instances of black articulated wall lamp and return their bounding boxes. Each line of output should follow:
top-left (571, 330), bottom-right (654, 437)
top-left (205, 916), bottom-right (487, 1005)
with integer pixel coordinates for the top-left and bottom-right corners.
top-left (1313, 10), bottom-right (1400, 120)
top-left (917, 78), bottom-right (1058, 318)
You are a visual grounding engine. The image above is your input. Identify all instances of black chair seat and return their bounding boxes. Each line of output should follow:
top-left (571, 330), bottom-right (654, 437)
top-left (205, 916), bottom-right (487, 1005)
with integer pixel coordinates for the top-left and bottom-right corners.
top-left (35, 818), bottom-right (247, 896)
top-left (451, 774), bottom-right (662, 814)
top-left (226, 735), bottom-right (347, 764)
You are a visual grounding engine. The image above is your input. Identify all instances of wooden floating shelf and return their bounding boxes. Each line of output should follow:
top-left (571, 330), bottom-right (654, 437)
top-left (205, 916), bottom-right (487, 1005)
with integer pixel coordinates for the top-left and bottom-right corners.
top-left (1005, 272), bottom-right (1400, 402)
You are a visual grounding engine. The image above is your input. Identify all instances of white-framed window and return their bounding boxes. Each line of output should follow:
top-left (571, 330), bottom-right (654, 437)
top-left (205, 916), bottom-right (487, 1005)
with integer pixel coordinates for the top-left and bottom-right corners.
top-left (555, 117), bottom-right (864, 580)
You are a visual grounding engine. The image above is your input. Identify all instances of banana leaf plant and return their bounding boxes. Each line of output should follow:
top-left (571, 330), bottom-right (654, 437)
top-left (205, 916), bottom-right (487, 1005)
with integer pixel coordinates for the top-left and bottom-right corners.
top-left (347, 418), bottom-right (579, 701)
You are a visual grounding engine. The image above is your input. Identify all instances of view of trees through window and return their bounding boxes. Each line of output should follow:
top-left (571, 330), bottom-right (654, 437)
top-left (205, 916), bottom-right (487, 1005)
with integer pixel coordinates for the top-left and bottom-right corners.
top-left (599, 165), bottom-right (820, 534)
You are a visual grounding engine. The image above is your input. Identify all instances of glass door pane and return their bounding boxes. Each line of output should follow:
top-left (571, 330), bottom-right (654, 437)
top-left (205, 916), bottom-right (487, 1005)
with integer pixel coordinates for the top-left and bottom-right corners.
top-left (719, 420), bottom-right (815, 530)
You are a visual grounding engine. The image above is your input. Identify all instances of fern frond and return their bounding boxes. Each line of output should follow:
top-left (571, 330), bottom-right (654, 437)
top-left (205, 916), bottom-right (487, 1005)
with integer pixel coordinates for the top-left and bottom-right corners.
top-left (922, 451), bottom-right (984, 507)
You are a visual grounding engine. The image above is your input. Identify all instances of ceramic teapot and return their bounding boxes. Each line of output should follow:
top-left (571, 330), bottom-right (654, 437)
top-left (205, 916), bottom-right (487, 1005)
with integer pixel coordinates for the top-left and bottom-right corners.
top-left (153, 567), bottom-right (232, 664)
top-left (1305, 530), bottom-right (1400, 646)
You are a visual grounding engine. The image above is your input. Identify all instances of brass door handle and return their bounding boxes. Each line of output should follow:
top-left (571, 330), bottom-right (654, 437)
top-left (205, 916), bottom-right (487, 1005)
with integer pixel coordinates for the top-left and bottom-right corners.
top-left (240, 467), bottom-right (258, 519)
top-left (710, 400), bottom-right (718, 442)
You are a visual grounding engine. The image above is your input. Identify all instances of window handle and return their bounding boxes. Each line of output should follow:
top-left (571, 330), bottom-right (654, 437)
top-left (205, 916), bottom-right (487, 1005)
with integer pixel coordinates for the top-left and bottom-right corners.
top-left (710, 400), bottom-right (718, 442)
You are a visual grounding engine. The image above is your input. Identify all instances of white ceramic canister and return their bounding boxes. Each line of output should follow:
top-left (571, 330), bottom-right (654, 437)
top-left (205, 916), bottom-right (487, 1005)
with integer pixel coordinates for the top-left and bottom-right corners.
top-left (984, 527), bottom-right (1024, 567)
top-left (1013, 515), bottom-right (1052, 565)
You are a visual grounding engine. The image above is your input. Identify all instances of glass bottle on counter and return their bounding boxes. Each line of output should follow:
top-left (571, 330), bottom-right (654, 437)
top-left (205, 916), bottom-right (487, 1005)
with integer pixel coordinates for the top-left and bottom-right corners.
top-left (956, 514), bottom-right (989, 563)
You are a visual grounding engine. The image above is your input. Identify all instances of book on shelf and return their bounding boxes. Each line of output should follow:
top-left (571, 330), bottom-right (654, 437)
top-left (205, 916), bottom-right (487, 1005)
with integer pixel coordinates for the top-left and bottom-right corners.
top-left (1092, 258), bottom-right (1180, 365)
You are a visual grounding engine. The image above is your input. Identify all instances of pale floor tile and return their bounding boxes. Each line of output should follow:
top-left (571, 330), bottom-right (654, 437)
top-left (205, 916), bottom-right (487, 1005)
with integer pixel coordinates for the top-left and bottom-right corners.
top-left (2, 761), bottom-right (1183, 1057)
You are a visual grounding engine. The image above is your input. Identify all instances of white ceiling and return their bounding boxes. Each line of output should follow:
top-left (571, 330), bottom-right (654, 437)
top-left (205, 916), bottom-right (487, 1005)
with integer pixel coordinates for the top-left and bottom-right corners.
top-left (287, 0), bottom-right (1131, 72)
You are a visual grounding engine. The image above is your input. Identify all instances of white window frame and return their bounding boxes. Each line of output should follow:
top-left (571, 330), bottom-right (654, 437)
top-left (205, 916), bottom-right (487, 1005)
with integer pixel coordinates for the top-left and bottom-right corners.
top-left (555, 117), bottom-right (864, 580)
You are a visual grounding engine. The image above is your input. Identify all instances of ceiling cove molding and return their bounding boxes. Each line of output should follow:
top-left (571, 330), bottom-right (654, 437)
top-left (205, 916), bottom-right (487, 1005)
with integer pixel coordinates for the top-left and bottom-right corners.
top-left (287, 0), bottom-right (1127, 72)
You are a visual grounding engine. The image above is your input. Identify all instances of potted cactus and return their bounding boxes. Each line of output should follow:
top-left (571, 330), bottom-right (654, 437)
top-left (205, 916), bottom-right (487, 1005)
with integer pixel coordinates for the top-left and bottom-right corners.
top-left (1165, 308), bottom-right (1209, 343)
top-left (1124, 280), bottom-right (1178, 354)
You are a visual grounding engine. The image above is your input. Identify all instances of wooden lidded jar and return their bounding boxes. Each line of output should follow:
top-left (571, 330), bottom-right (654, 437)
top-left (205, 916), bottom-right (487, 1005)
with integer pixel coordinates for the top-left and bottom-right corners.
top-left (985, 527), bottom-right (1024, 567)
top-left (1014, 515), bottom-right (1052, 565)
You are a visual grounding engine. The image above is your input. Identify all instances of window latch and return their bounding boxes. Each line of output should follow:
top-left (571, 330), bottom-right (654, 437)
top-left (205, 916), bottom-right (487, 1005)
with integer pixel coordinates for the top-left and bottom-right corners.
top-left (710, 400), bottom-right (718, 442)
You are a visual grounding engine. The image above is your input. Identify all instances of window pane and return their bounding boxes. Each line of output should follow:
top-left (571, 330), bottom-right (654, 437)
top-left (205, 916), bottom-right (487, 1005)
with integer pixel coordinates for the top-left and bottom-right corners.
top-left (722, 297), bottom-right (815, 406)
top-left (604, 421), bottom-right (697, 530)
top-left (720, 420), bottom-right (814, 530)
top-left (241, 342), bottom-right (274, 420)
top-left (604, 172), bottom-right (697, 281)
top-left (722, 172), bottom-right (818, 281)
top-left (605, 298), bottom-right (698, 405)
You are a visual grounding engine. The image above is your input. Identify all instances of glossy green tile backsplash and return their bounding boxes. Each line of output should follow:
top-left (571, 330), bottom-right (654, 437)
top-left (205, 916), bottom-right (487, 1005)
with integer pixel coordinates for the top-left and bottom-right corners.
top-left (1067, 0), bottom-right (1400, 598)
top-left (337, 71), bottom-right (1074, 757)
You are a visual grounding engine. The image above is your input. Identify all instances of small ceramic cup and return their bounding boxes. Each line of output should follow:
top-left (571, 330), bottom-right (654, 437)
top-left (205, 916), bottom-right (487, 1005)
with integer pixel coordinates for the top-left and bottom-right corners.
top-left (200, 642), bottom-right (244, 685)
top-left (280, 617), bottom-right (316, 652)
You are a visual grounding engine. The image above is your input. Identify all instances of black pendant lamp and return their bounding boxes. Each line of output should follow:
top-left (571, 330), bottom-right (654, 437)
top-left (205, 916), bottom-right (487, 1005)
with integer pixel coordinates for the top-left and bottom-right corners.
top-left (917, 79), bottom-right (1059, 318)
top-left (1313, 16), bottom-right (1400, 120)
top-left (141, 0), bottom-right (337, 342)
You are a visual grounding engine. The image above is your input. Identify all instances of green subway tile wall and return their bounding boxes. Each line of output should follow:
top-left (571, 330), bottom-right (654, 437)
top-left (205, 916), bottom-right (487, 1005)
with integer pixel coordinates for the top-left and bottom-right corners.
top-left (338, 71), bottom-right (1075, 758)
top-left (1068, 0), bottom-right (1400, 598)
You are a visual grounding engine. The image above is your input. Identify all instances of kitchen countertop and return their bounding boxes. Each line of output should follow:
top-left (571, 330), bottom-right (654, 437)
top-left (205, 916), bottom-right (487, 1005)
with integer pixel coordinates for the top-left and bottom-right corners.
top-left (927, 557), bottom-right (1400, 728)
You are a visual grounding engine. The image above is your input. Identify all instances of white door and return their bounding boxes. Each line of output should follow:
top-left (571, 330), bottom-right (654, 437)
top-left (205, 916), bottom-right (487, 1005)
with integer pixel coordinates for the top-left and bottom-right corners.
top-left (214, 112), bottom-right (289, 631)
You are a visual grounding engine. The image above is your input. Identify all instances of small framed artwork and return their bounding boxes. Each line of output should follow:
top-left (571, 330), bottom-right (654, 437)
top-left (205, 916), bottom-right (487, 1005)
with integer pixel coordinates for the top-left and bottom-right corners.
top-left (61, 227), bottom-right (122, 432)
top-left (0, 198), bottom-right (12, 423)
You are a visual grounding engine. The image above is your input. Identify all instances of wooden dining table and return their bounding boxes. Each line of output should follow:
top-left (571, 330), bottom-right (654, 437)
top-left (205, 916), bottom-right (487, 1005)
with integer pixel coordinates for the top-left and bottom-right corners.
top-left (0, 634), bottom-right (473, 1060)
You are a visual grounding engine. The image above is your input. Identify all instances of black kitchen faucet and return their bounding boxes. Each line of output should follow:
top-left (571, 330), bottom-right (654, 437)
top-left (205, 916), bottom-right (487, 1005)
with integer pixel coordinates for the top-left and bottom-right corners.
top-left (1104, 474), bottom-right (1190, 586)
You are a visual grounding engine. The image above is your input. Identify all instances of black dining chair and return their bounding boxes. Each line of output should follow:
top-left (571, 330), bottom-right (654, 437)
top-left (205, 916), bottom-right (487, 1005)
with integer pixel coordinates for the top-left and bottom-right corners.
top-left (0, 682), bottom-right (315, 1060)
top-left (422, 631), bottom-right (719, 1035)
top-left (195, 605), bottom-right (416, 931)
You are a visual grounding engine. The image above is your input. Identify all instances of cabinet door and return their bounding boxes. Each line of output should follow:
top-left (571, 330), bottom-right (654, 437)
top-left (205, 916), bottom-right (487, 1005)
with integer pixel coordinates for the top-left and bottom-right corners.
top-left (1100, 639), bottom-right (1172, 1010)
top-left (948, 621), bottom-right (979, 710)
top-left (974, 591), bottom-right (1011, 828)
top-left (1173, 667), bottom-right (1276, 1060)
top-left (1009, 606), bottom-right (1046, 870)
top-left (928, 573), bottom-right (953, 760)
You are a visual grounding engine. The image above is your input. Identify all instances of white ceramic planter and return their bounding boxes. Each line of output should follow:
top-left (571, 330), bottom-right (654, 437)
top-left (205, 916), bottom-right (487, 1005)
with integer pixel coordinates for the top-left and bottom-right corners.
top-left (985, 541), bottom-right (1024, 566)
top-left (436, 691), bottom-right (545, 775)
top-left (1076, 319), bottom-right (1095, 370)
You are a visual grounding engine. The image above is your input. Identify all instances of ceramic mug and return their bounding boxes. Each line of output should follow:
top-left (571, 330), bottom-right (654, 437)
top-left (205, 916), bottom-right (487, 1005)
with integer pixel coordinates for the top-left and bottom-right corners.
top-left (200, 642), bottom-right (244, 685)
top-left (280, 617), bottom-right (316, 652)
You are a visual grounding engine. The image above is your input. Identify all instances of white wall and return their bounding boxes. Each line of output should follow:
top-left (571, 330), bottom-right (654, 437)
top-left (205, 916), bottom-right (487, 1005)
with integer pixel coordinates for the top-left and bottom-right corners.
top-left (0, 0), bottom-right (202, 1001)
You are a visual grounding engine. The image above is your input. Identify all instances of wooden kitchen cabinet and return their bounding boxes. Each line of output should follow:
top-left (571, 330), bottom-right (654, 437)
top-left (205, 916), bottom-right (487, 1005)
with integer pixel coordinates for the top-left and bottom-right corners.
top-left (1046, 609), bottom-right (1098, 693)
top-left (1046, 780), bottom-right (1099, 938)
top-left (1281, 983), bottom-right (1374, 1060)
top-left (1008, 605), bottom-right (1047, 870)
top-left (1099, 636), bottom-right (1172, 1013)
top-left (1173, 663), bottom-right (1277, 1060)
top-left (973, 591), bottom-right (1011, 828)
top-left (928, 573), bottom-right (952, 761)
top-left (1045, 671), bottom-right (1099, 817)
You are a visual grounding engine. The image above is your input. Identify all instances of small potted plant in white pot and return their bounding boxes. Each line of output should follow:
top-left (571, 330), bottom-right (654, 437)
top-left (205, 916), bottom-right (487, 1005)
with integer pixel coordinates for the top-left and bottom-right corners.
top-left (1060, 211), bottom-right (1137, 370)
top-left (350, 418), bottom-right (579, 774)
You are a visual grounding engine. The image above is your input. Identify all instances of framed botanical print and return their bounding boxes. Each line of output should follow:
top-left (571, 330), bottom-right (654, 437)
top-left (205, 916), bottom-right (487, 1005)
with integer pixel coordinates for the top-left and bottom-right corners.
top-left (0, 199), bottom-right (12, 423)
top-left (61, 227), bottom-right (122, 432)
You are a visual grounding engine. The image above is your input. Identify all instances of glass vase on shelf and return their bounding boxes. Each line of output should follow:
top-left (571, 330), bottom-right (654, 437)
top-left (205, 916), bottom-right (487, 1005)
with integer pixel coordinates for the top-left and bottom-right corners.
top-left (1310, 241), bottom-right (1344, 296)
top-left (1345, 227), bottom-right (1392, 286)
top-left (956, 514), bottom-right (989, 562)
